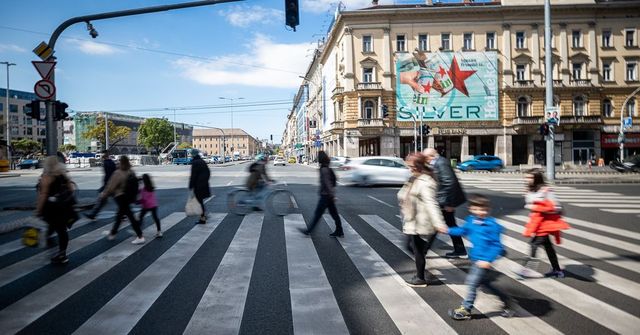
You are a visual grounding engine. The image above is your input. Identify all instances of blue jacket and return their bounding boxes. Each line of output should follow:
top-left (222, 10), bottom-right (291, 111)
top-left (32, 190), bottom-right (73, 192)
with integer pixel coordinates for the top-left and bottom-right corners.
top-left (448, 216), bottom-right (504, 262)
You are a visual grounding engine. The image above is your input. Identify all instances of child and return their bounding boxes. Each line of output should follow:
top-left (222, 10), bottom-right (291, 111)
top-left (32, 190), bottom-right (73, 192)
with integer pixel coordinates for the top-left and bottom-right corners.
top-left (138, 174), bottom-right (162, 238)
top-left (439, 194), bottom-right (513, 320)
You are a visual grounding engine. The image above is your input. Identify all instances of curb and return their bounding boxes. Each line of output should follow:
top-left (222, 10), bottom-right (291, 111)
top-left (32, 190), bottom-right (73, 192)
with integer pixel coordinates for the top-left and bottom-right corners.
top-left (0, 174), bottom-right (21, 178)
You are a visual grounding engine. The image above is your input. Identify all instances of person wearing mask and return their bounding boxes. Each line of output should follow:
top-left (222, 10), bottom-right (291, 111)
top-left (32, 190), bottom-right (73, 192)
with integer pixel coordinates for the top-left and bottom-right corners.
top-left (85, 150), bottom-right (116, 221)
top-left (189, 153), bottom-right (211, 224)
top-left (423, 148), bottom-right (467, 258)
top-left (398, 153), bottom-right (447, 287)
top-left (300, 151), bottom-right (343, 237)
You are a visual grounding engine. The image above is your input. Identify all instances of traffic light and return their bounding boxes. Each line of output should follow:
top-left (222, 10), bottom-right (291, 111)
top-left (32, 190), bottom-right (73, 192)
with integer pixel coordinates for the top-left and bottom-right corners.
top-left (285, 0), bottom-right (299, 31)
top-left (539, 123), bottom-right (549, 136)
top-left (26, 100), bottom-right (41, 120)
top-left (382, 105), bottom-right (389, 118)
top-left (421, 124), bottom-right (431, 136)
top-left (270, 134), bottom-right (273, 141)
top-left (53, 101), bottom-right (69, 121)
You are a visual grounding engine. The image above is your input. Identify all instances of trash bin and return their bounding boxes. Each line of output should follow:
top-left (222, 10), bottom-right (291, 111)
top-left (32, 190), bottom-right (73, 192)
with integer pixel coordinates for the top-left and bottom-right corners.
top-left (450, 159), bottom-right (458, 169)
top-left (0, 159), bottom-right (9, 172)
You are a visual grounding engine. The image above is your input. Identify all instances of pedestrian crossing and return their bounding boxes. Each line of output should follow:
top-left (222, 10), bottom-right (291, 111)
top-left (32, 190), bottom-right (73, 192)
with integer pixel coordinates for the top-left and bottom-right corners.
top-left (0, 208), bottom-right (638, 334)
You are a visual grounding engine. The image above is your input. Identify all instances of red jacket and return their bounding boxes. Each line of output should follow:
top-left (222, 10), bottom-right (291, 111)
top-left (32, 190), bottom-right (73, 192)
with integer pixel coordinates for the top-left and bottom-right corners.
top-left (524, 199), bottom-right (570, 244)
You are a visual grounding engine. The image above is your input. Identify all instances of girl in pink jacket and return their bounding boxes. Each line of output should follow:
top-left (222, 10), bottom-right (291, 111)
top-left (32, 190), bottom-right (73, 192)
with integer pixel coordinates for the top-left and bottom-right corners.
top-left (139, 174), bottom-right (162, 238)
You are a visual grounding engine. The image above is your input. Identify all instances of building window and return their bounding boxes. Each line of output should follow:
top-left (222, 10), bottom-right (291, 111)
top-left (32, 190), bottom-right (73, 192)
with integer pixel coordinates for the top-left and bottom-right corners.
top-left (517, 97), bottom-right (530, 117)
top-left (396, 35), bottom-right (406, 52)
top-left (572, 30), bottom-right (582, 48)
top-left (0, 102), bottom-right (3, 112)
top-left (516, 64), bottom-right (526, 81)
top-left (363, 67), bottom-right (373, 83)
top-left (9, 104), bottom-right (18, 113)
top-left (602, 99), bottom-right (613, 118)
top-left (602, 30), bottom-right (612, 47)
top-left (463, 33), bottom-right (473, 50)
top-left (603, 61), bottom-right (613, 81)
top-left (486, 32), bottom-right (495, 50)
top-left (362, 35), bottom-right (372, 53)
top-left (573, 96), bottom-right (586, 116)
top-left (626, 29), bottom-right (636, 47)
top-left (626, 61), bottom-right (638, 81)
top-left (628, 98), bottom-right (637, 117)
top-left (26, 128), bottom-right (33, 136)
top-left (418, 34), bottom-right (429, 51)
top-left (572, 62), bottom-right (583, 80)
top-left (363, 100), bottom-right (375, 119)
top-left (515, 31), bottom-right (526, 49)
top-left (441, 33), bottom-right (451, 51)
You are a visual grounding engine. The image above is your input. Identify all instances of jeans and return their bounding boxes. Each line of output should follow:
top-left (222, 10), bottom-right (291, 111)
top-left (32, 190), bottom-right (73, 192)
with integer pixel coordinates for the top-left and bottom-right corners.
top-left (112, 196), bottom-right (142, 237)
top-left (307, 195), bottom-right (342, 233)
top-left (89, 195), bottom-right (108, 217)
top-left (463, 263), bottom-right (510, 311)
top-left (525, 235), bottom-right (561, 271)
top-left (412, 234), bottom-right (436, 280)
top-left (442, 209), bottom-right (466, 254)
top-left (139, 207), bottom-right (161, 231)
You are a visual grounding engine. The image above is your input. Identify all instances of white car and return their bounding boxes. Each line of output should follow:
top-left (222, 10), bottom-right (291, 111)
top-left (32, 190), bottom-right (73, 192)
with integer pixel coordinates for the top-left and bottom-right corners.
top-left (329, 156), bottom-right (349, 170)
top-left (273, 156), bottom-right (286, 166)
top-left (341, 156), bottom-right (411, 186)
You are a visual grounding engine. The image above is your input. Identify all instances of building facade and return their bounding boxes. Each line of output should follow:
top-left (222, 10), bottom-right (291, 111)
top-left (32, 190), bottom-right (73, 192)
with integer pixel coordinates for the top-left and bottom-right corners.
top-left (297, 0), bottom-right (640, 166)
top-left (192, 128), bottom-right (259, 157)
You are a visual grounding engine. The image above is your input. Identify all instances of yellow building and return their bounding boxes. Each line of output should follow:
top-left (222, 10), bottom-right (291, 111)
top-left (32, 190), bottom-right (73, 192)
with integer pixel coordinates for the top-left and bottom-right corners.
top-left (192, 128), bottom-right (259, 158)
top-left (315, 0), bottom-right (640, 166)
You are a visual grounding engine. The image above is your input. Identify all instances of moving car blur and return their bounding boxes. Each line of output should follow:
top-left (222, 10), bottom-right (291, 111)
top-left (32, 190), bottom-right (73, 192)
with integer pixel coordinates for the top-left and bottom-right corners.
top-left (609, 155), bottom-right (640, 173)
top-left (457, 155), bottom-right (503, 171)
top-left (273, 156), bottom-right (286, 166)
top-left (341, 156), bottom-right (410, 186)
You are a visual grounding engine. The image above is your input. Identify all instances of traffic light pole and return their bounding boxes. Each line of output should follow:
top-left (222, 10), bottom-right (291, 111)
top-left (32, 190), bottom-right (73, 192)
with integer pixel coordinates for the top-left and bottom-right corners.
top-left (619, 86), bottom-right (640, 161)
top-left (544, 0), bottom-right (555, 181)
top-left (419, 109), bottom-right (424, 151)
top-left (42, 0), bottom-right (242, 156)
top-left (409, 113), bottom-right (417, 153)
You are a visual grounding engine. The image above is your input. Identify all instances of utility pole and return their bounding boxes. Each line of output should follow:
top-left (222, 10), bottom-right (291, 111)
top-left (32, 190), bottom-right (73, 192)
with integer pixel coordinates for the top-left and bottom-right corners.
top-left (619, 86), bottom-right (640, 161)
top-left (544, 0), bottom-right (555, 181)
top-left (104, 112), bottom-right (109, 150)
top-left (1, 62), bottom-right (16, 169)
top-left (409, 113), bottom-right (418, 153)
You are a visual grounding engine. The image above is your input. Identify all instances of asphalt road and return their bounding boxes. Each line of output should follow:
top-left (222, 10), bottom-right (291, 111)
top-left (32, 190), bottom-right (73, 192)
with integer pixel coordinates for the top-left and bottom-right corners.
top-left (0, 162), bottom-right (639, 334)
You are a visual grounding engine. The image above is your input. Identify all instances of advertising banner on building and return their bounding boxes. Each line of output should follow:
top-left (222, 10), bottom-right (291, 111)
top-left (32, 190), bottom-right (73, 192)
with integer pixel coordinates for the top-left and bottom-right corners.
top-left (322, 49), bottom-right (337, 129)
top-left (396, 51), bottom-right (498, 122)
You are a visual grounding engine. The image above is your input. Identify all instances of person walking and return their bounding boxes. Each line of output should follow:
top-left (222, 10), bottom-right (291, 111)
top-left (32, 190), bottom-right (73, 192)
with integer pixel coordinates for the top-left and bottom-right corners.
top-left (423, 148), bottom-right (467, 258)
top-left (440, 194), bottom-right (514, 320)
top-left (85, 150), bottom-right (116, 221)
top-left (36, 156), bottom-right (77, 264)
top-left (398, 153), bottom-right (447, 287)
top-left (189, 153), bottom-right (211, 224)
top-left (518, 169), bottom-right (570, 278)
top-left (300, 151), bottom-right (343, 237)
top-left (101, 156), bottom-right (144, 244)
top-left (138, 174), bottom-right (162, 238)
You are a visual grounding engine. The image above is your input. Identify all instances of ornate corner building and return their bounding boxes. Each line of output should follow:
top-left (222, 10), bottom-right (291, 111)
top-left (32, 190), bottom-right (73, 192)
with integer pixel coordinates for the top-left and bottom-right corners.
top-left (287, 0), bottom-right (640, 166)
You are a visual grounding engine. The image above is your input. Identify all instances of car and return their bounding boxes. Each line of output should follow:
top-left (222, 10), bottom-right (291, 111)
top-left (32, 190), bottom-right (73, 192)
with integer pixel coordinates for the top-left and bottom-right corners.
top-left (273, 156), bottom-right (286, 166)
top-left (341, 156), bottom-right (411, 186)
top-left (609, 155), bottom-right (640, 173)
top-left (329, 156), bottom-right (348, 170)
top-left (288, 157), bottom-right (297, 164)
top-left (18, 158), bottom-right (42, 169)
top-left (457, 155), bottom-right (503, 172)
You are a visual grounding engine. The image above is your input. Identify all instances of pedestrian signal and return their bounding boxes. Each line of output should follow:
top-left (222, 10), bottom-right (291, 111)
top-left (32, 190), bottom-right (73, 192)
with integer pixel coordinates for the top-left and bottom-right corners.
top-left (285, 0), bottom-right (299, 31)
top-left (53, 101), bottom-right (69, 121)
top-left (26, 100), bottom-right (42, 120)
top-left (539, 124), bottom-right (549, 136)
top-left (382, 105), bottom-right (389, 118)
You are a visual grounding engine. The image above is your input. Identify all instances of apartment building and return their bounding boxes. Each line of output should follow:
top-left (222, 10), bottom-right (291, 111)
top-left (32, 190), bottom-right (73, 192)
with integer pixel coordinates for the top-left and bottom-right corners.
top-left (192, 128), bottom-right (259, 157)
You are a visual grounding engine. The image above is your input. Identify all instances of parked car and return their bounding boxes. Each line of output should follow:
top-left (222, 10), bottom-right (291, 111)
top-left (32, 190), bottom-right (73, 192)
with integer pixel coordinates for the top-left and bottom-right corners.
top-left (341, 156), bottom-right (411, 186)
top-left (329, 156), bottom-right (349, 170)
top-left (273, 156), bottom-right (286, 166)
top-left (18, 158), bottom-right (42, 169)
top-left (288, 157), bottom-right (297, 164)
top-left (609, 155), bottom-right (640, 173)
top-left (457, 155), bottom-right (503, 171)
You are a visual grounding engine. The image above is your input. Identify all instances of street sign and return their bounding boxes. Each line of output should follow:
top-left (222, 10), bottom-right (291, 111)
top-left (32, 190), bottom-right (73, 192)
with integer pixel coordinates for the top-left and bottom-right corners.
top-left (34, 79), bottom-right (56, 100)
top-left (32, 61), bottom-right (56, 79)
top-left (624, 117), bottom-right (632, 128)
top-left (315, 140), bottom-right (322, 148)
top-left (33, 41), bottom-right (53, 61)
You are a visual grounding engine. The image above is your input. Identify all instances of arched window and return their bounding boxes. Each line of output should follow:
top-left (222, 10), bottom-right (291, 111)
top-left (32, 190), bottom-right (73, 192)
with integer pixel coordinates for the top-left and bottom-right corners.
top-left (627, 98), bottom-right (637, 117)
top-left (517, 96), bottom-right (530, 117)
top-left (573, 96), bottom-right (586, 116)
top-left (363, 100), bottom-right (375, 119)
top-left (602, 99), bottom-right (613, 118)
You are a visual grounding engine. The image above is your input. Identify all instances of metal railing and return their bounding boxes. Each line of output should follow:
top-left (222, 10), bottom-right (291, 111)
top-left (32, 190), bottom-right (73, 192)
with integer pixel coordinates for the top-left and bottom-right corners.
top-left (331, 120), bottom-right (345, 129)
top-left (357, 118), bottom-right (384, 127)
top-left (513, 80), bottom-right (534, 88)
top-left (560, 115), bottom-right (602, 124)
top-left (512, 116), bottom-right (543, 125)
top-left (571, 79), bottom-right (591, 87)
top-left (332, 87), bottom-right (344, 95)
top-left (356, 82), bottom-right (382, 90)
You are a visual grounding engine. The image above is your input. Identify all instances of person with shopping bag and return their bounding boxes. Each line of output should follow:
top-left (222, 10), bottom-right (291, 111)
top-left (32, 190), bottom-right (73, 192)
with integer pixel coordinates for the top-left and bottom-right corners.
top-left (188, 153), bottom-right (211, 224)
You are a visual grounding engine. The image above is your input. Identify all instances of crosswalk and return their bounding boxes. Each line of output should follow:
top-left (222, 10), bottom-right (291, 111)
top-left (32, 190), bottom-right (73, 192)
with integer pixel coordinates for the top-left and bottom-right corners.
top-left (0, 207), bottom-right (638, 334)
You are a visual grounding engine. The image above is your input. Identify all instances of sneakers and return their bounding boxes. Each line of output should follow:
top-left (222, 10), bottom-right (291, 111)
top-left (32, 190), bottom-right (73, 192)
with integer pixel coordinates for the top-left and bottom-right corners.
top-left (445, 251), bottom-right (468, 259)
top-left (103, 231), bottom-right (117, 241)
top-left (329, 230), bottom-right (344, 238)
top-left (544, 270), bottom-right (565, 278)
top-left (500, 308), bottom-right (516, 318)
top-left (84, 213), bottom-right (97, 222)
top-left (131, 237), bottom-right (146, 245)
top-left (298, 228), bottom-right (310, 236)
top-left (155, 231), bottom-right (163, 238)
top-left (405, 276), bottom-right (428, 287)
top-left (514, 267), bottom-right (543, 279)
top-left (50, 253), bottom-right (69, 264)
top-left (449, 306), bottom-right (471, 320)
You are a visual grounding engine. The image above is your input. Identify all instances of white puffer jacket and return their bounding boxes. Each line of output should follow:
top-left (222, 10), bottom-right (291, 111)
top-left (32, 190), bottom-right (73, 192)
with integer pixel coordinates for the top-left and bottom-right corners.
top-left (397, 174), bottom-right (447, 236)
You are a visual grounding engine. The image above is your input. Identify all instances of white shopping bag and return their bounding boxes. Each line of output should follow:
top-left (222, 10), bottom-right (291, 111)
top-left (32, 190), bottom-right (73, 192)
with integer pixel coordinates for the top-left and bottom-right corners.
top-left (185, 193), bottom-right (203, 217)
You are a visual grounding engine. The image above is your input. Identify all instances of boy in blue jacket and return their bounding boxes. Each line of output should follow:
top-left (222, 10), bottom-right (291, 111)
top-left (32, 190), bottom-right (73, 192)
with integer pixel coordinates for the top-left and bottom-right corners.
top-left (439, 194), bottom-right (514, 320)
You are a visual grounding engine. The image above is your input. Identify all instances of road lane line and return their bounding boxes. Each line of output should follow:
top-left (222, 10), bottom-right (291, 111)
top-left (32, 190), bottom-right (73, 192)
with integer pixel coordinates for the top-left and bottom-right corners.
top-left (0, 212), bottom-right (186, 334)
top-left (602, 208), bottom-right (640, 214)
top-left (367, 195), bottom-right (395, 208)
top-left (284, 214), bottom-right (348, 334)
top-left (323, 214), bottom-right (457, 335)
top-left (204, 195), bottom-right (216, 204)
top-left (73, 213), bottom-right (226, 335)
top-left (290, 195), bottom-right (298, 209)
top-left (226, 181), bottom-right (233, 186)
top-left (183, 213), bottom-right (263, 334)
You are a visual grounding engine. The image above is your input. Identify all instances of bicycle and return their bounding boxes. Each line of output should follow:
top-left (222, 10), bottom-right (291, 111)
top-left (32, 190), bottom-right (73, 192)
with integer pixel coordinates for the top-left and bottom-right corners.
top-left (227, 182), bottom-right (295, 216)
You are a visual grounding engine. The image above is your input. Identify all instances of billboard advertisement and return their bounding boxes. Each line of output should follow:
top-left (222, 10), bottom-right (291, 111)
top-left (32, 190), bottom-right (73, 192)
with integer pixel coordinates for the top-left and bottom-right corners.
top-left (322, 49), bottom-right (337, 129)
top-left (396, 51), bottom-right (498, 122)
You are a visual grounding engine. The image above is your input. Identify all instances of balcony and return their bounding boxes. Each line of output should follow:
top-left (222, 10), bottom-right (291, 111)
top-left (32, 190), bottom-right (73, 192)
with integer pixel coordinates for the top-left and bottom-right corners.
top-left (357, 118), bottom-right (384, 127)
top-left (553, 80), bottom-right (563, 87)
top-left (331, 120), bottom-right (345, 130)
top-left (356, 82), bottom-right (382, 90)
top-left (513, 80), bottom-right (534, 88)
top-left (560, 115), bottom-right (602, 124)
top-left (332, 86), bottom-right (344, 96)
top-left (571, 79), bottom-right (591, 87)
top-left (512, 116), bottom-right (543, 125)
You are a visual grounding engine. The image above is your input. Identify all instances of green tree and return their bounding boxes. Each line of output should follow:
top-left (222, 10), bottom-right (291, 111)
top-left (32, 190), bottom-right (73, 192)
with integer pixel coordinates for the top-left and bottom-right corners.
top-left (137, 118), bottom-right (174, 154)
top-left (177, 142), bottom-right (191, 149)
top-left (12, 139), bottom-right (41, 156)
top-left (82, 117), bottom-right (131, 149)
top-left (58, 144), bottom-right (77, 155)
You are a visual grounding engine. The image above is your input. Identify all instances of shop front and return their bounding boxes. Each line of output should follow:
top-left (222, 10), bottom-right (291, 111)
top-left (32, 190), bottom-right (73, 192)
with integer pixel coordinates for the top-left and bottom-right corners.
top-left (601, 133), bottom-right (640, 163)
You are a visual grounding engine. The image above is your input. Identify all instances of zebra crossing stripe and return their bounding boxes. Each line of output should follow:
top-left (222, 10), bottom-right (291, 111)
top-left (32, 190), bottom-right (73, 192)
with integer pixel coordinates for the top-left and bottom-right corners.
top-left (323, 214), bottom-right (457, 335)
top-left (284, 214), bottom-right (348, 334)
top-left (0, 212), bottom-right (186, 334)
top-left (361, 215), bottom-right (562, 335)
top-left (562, 217), bottom-right (640, 241)
top-left (183, 213), bottom-right (263, 335)
top-left (0, 218), bottom-right (91, 258)
top-left (602, 209), bottom-right (640, 214)
top-left (572, 203), bottom-right (640, 208)
top-left (73, 213), bottom-right (226, 335)
top-left (557, 198), bottom-right (640, 203)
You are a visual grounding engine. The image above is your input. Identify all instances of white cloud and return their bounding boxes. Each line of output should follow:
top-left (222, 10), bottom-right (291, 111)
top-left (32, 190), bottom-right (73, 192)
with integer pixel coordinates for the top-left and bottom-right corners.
top-left (219, 5), bottom-right (283, 27)
top-left (72, 40), bottom-right (122, 55)
top-left (173, 35), bottom-right (313, 89)
top-left (0, 43), bottom-right (27, 53)
top-left (302, 0), bottom-right (391, 13)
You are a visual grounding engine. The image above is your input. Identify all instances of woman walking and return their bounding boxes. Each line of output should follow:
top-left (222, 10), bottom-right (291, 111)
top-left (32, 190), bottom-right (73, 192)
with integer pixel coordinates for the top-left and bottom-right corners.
top-left (36, 156), bottom-right (77, 264)
top-left (398, 153), bottom-right (447, 287)
top-left (138, 174), bottom-right (162, 238)
top-left (189, 153), bottom-right (211, 224)
top-left (300, 151), bottom-right (343, 237)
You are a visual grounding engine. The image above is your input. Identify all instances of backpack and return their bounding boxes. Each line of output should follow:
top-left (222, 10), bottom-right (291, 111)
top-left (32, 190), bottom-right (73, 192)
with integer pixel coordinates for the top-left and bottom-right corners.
top-left (125, 172), bottom-right (140, 204)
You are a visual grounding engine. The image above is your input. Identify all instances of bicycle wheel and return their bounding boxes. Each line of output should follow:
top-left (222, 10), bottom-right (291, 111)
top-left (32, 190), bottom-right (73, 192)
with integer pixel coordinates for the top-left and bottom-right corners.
top-left (227, 189), bottom-right (253, 215)
top-left (266, 190), bottom-right (294, 216)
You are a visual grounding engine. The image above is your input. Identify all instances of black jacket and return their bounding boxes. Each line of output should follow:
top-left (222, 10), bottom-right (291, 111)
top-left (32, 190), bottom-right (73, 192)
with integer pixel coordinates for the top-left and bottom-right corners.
top-left (103, 159), bottom-right (116, 186)
top-left (319, 166), bottom-right (337, 197)
top-left (432, 156), bottom-right (466, 208)
top-left (189, 157), bottom-right (211, 199)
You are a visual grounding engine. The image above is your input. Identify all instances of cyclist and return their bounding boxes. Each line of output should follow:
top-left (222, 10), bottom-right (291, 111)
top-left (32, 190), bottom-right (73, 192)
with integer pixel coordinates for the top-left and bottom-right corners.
top-left (246, 154), bottom-right (273, 208)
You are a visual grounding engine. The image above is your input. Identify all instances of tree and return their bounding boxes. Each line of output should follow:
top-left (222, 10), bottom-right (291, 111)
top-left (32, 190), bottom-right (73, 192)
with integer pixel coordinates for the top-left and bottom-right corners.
top-left (82, 117), bottom-right (131, 150)
top-left (177, 142), bottom-right (191, 149)
top-left (12, 139), bottom-right (41, 156)
top-left (59, 144), bottom-right (77, 155)
top-left (137, 118), bottom-right (174, 154)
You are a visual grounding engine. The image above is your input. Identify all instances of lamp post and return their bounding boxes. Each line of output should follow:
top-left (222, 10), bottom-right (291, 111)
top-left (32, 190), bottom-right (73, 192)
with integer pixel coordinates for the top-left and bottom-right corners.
top-left (219, 96), bottom-right (244, 159)
top-left (1, 61), bottom-right (16, 169)
top-left (619, 86), bottom-right (640, 161)
top-left (544, 0), bottom-right (555, 181)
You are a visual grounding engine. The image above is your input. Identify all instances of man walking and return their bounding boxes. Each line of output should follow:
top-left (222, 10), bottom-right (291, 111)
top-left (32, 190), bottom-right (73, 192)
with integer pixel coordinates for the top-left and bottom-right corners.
top-left (424, 148), bottom-right (467, 258)
top-left (85, 150), bottom-right (116, 221)
top-left (189, 153), bottom-right (211, 224)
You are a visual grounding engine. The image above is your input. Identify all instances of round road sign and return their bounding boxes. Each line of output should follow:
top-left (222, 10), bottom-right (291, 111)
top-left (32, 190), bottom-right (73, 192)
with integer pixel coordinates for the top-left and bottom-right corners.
top-left (34, 79), bottom-right (56, 100)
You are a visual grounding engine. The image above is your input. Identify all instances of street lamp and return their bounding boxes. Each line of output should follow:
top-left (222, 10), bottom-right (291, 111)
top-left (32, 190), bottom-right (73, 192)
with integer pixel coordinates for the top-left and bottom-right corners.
top-left (1, 61), bottom-right (16, 169)
top-left (219, 96), bottom-right (244, 159)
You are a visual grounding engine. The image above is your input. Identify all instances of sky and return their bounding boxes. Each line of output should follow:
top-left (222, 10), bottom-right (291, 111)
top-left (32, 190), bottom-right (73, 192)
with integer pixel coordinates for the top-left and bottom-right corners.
top-left (0, 0), bottom-right (445, 142)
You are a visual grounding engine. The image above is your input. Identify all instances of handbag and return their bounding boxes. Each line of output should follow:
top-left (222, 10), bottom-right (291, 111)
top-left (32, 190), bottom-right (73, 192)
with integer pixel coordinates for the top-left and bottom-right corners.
top-left (185, 192), bottom-right (203, 216)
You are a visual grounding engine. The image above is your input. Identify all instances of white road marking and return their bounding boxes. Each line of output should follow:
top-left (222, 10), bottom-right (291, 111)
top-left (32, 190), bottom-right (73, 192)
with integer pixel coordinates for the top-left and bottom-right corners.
top-left (602, 208), bottom-right (640, 214)
top-left (226, 181), bottom-right (233, 186)
top-left (367, 195), bottom-right (395, 208)
top-left (290, 195), bottom-right (299, 209)
top-left (204, 195), bottom-right (216, 204)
